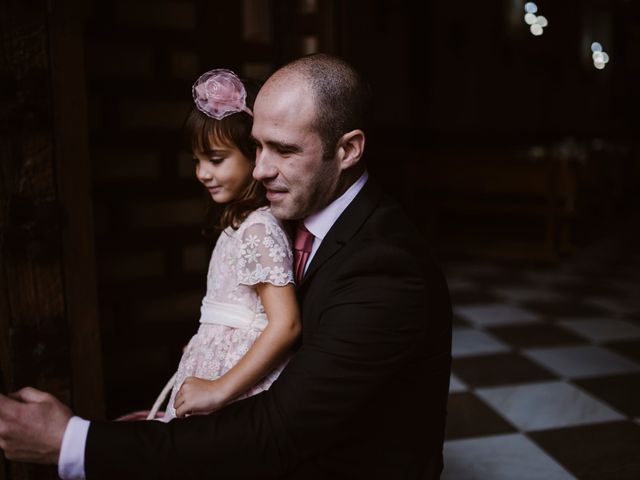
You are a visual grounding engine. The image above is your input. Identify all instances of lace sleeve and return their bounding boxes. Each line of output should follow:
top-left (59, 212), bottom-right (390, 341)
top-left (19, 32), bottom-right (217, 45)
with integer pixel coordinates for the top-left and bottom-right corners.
top-left (236, 218), bottom-right (294, 287)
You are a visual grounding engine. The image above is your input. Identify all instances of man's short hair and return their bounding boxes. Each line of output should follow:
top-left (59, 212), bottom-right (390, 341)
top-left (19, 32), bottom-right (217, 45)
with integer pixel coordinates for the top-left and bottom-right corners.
top-left (282, 54), bottom-right (372, 158)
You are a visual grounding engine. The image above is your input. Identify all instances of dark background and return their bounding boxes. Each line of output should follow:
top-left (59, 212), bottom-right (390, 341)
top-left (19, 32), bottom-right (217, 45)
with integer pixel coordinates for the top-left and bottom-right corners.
top-left (1, 1), bottom-right (638, 478)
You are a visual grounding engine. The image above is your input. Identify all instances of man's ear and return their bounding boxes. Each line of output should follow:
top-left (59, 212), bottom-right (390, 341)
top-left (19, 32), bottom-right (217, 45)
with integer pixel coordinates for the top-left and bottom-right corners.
top-left (336, 129), bottom-right (365, 171)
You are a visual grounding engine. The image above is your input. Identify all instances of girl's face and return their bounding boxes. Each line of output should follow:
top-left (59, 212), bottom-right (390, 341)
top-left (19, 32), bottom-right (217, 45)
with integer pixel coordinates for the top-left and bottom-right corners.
top-left (194, 137), bottom-right (254, 204)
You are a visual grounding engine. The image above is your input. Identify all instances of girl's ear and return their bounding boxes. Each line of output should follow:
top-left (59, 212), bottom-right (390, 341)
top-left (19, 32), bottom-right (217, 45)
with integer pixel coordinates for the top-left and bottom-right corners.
top-left (336, 129), bottom-right (365, 171)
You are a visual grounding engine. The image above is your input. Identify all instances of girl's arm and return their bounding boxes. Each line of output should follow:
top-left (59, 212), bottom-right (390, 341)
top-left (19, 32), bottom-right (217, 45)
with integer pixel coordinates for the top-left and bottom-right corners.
top-left (174, 282), bottom-right (300, 417)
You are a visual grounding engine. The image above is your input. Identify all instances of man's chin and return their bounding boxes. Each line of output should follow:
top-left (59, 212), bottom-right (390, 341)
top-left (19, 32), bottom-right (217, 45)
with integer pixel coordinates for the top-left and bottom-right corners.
top-left (269, 204), bottom-right (293, 220)
top-left (268, 202), bottom-right (303, 221)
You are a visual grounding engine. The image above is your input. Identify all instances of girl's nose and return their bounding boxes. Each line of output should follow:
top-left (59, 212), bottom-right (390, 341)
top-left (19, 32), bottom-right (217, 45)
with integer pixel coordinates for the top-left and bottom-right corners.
top-left (196, 162), bottom-right (213, 182)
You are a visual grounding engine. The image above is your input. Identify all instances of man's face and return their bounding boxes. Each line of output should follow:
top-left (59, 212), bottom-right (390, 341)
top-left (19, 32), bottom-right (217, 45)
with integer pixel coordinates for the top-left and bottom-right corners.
top-left (251, 76), bottom-right (341, 220)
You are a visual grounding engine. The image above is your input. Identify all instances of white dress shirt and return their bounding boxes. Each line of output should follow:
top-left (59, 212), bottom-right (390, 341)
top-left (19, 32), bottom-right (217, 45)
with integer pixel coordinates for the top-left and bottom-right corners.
top-left (303, 170), bottom-right (368, 271)
top-left (57, 170), bottom-right (369, 480)
top-left (58, 416), bottom-right (89, 479)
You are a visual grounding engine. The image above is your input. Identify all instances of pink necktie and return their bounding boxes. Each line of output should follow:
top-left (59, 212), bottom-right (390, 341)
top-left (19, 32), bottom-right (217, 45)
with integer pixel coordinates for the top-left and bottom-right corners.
top-left (294, 223), bottom-right (314, 283)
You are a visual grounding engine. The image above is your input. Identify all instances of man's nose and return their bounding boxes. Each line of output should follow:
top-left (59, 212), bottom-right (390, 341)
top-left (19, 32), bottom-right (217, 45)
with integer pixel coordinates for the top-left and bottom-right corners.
top-left (253, 149), bottom-right (277, 181)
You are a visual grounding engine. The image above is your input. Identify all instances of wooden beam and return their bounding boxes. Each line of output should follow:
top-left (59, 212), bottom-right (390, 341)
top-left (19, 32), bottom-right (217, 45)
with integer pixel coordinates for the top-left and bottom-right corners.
top-left (0, 241), bottom-right (10, 480)
top-left (48, 0), bottom-right (105, 419)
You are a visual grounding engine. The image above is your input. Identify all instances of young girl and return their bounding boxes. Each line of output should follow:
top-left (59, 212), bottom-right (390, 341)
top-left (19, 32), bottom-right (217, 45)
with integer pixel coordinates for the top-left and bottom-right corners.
top-left (148, 68), bottom-right (300, 421)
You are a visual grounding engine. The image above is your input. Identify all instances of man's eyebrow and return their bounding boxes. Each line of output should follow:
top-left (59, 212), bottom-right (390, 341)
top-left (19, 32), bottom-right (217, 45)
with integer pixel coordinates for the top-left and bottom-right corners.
top-left (265, 139), bottom-right (301, 152)
top-left (249, 135), bottom-right (301, 152)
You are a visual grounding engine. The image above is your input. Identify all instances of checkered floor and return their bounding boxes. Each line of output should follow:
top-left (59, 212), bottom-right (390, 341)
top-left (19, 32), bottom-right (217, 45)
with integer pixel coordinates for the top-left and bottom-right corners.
top-left (440, 231), bottom-right (640, 479)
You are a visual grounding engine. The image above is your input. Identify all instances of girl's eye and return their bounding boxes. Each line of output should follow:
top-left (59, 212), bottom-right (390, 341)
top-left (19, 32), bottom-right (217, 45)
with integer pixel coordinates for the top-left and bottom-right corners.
top-left (209, 157), bottom-right (224, 165)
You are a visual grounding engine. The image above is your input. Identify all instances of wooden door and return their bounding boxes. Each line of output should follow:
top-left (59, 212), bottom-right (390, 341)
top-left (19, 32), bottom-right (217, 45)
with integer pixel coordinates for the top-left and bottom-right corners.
top-left (0, 0), bottom-right (104, 478)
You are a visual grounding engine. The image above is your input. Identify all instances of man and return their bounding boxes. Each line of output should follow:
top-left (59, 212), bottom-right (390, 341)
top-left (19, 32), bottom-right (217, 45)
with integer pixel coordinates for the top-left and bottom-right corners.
top-left (0, 54), bottom-right (452, 479)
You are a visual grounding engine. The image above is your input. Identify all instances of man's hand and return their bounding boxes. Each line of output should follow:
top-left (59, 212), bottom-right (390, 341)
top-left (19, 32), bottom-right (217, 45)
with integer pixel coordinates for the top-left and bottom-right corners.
top-left (174, 377), bottom-right (229, 418)
top-left (0, 387), bottom-right (72, 464)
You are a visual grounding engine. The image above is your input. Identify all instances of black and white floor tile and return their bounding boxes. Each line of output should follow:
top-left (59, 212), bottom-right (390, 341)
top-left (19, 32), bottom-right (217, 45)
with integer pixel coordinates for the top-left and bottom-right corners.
top-left (441, 231), bottom-right (640, 479)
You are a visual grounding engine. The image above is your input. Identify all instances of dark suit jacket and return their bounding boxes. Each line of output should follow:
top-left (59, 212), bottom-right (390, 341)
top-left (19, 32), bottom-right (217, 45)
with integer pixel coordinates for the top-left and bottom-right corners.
top-left (86, 179), bottom-right (452, 479)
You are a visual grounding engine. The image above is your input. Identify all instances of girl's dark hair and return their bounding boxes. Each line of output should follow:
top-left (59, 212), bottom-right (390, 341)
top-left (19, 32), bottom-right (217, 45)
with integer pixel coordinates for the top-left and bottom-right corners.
top-left (183, 78), bottom-right (267, 231)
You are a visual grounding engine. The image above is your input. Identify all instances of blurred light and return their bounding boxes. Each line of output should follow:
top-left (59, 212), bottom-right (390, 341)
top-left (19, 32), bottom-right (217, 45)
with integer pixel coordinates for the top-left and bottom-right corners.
top-left (591, 42), bottom-right (610, 70)
top-left (523, 4), bottom-right (547, 37)
top-left (530, 24), bottom-right (543, 36)
top-left (301, 35), bottom-right (318, 55)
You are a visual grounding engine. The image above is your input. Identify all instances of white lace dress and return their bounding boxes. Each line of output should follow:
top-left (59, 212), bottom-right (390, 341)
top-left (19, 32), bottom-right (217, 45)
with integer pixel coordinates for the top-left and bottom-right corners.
top-left (162, 207), bottom-right (294, 421)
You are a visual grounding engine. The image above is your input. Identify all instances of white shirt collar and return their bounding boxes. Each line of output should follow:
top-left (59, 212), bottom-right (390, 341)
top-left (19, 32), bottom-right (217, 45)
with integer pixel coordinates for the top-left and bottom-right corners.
top-left (304, 170), bottom-right (369, 243)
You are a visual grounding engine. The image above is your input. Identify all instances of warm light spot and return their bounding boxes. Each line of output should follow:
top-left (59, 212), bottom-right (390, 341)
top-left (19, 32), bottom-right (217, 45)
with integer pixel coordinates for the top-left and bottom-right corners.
top-left (524, 13), bottom-right (538, 25)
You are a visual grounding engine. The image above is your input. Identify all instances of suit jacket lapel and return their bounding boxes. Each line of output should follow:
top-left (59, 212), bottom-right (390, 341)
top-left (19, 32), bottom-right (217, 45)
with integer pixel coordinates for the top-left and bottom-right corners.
top-left (298, 179), bottom-right (383, 290)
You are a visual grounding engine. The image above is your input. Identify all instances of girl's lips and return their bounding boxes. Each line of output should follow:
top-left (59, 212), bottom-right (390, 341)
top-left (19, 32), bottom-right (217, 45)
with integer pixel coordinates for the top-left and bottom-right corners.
top-left (208, 186), bottom-right (222, 193)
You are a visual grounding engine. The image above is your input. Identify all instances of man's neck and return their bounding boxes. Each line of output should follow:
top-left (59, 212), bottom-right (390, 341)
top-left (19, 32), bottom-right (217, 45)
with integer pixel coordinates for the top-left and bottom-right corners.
top-left (328, 165), bottom-right (366, 208)
top-left (303, 169), bottom-right (368, 243)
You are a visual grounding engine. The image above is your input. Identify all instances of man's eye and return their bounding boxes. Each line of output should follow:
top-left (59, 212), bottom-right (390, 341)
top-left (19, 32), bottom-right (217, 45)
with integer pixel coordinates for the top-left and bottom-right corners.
top-left (251, 141), bottom-right (262, 152)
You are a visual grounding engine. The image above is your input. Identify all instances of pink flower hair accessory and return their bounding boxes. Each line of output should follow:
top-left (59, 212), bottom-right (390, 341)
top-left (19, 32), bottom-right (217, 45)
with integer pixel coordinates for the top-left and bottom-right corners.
top-left (192, 69), bottom-right (253, 120)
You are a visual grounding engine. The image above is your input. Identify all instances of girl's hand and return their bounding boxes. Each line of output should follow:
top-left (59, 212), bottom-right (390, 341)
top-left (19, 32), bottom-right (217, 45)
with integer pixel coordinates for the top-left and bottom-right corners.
top-left (173, 377), bottom-right (229, 418)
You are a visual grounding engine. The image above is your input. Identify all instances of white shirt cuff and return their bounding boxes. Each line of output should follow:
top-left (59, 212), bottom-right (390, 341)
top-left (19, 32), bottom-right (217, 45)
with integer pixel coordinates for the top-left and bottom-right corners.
top-left (58, 416), bottom-right (90, 480)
